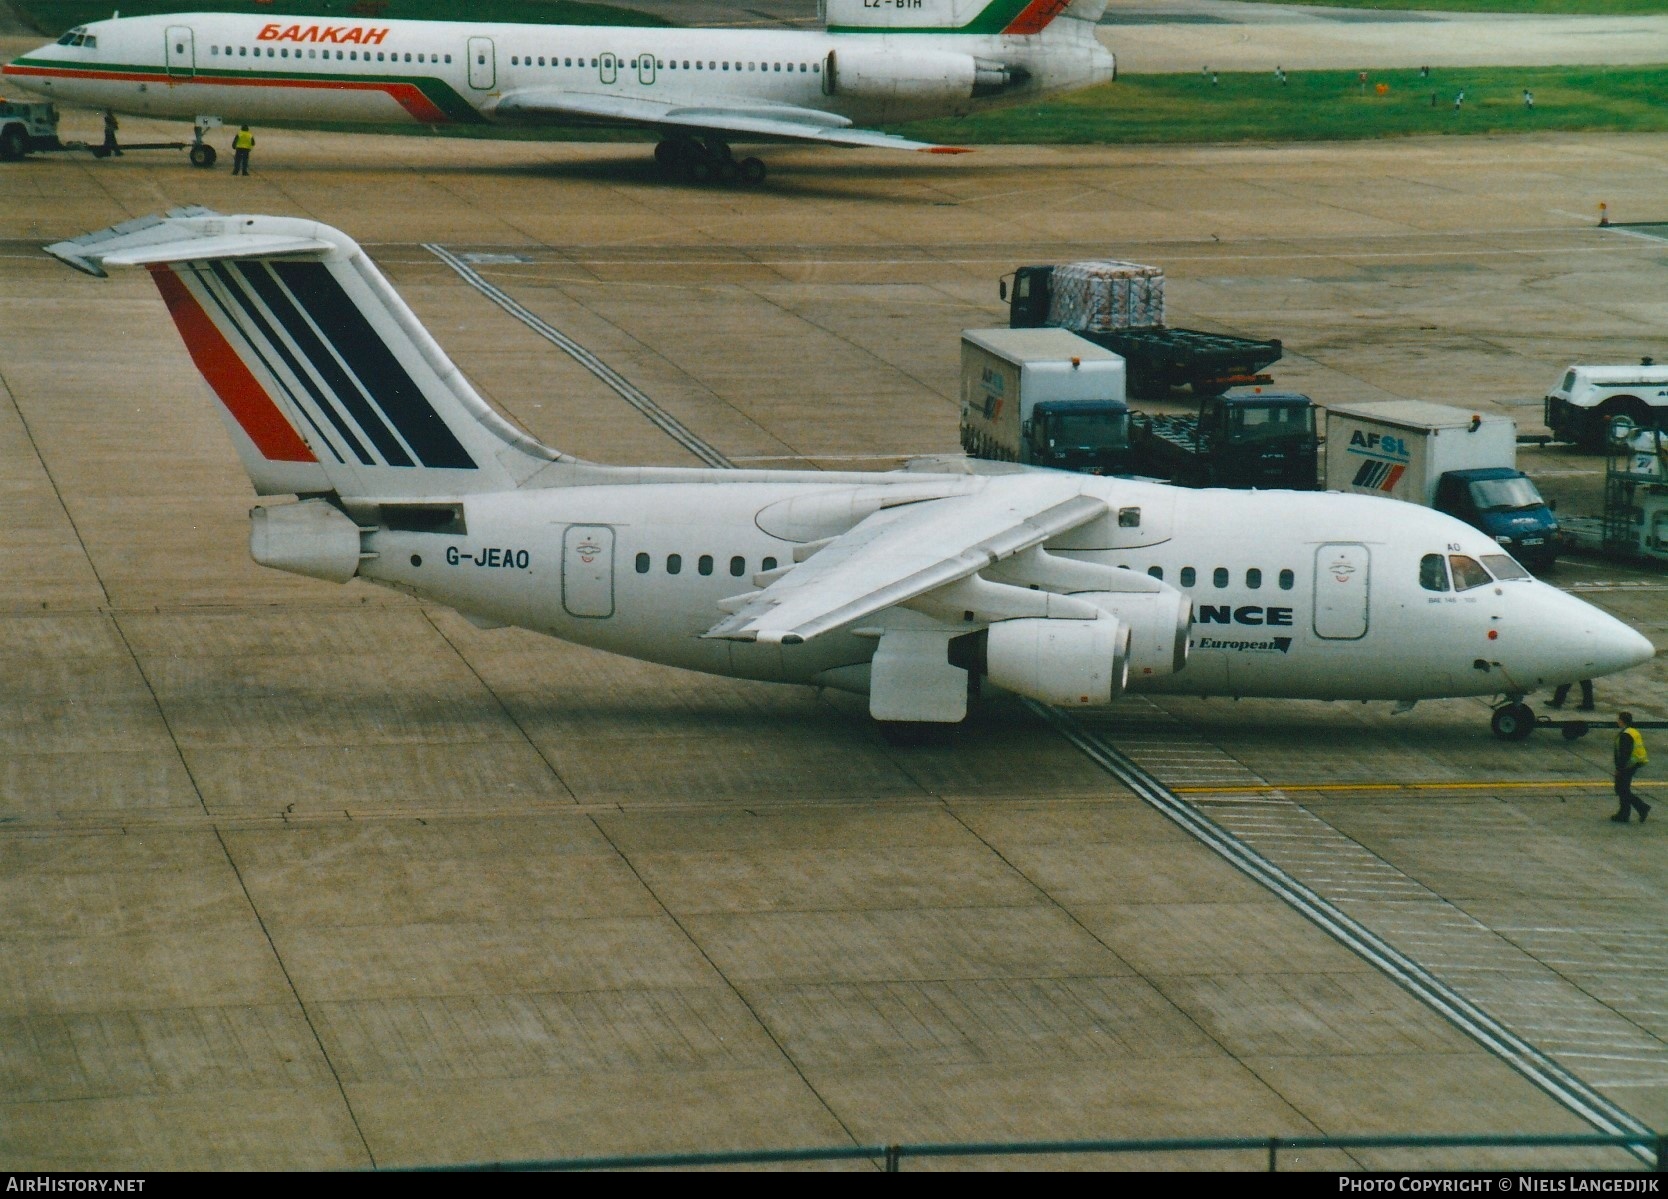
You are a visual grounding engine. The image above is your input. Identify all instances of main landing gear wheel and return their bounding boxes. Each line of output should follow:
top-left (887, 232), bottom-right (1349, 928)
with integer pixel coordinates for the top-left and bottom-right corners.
top-left (738, 156), bottom-right (766, 186)
top-left (1490, 702), bottom-right (1536, 741)
top-left (189, 143), bottom-right (217, 169)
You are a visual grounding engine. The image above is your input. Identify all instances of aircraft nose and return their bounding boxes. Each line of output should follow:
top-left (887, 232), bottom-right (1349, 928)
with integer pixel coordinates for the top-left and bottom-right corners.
top-left (1545, 587), bottom-right (1656, 680)
top-left (1590, 615), bottom-right (1657, 677)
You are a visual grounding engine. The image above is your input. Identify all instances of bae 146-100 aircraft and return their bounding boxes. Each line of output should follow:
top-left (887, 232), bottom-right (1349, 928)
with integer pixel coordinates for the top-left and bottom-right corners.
top-left (45, 209), bottom-right (1654, 740)
top-left (3, 0), bottom-right (1115, 182)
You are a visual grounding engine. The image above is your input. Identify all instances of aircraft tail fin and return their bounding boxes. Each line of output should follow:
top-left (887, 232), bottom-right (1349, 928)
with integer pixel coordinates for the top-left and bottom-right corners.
top-left (821, 0), bottom-right (1108, 35)
top-left (46, 208), bottom-right (561, 499)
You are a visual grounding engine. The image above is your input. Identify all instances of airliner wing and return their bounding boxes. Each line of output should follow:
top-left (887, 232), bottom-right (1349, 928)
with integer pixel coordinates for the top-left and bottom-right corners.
top-left (489, 88), bottom-right (969, 153)
top-left (705, 474), bottom-right (1107, 644)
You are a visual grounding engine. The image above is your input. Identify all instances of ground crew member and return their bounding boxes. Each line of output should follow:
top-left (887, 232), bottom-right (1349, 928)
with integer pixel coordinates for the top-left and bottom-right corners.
top-left (231, 125), bottom-right (254, 176)
top-left (1549, 679), bottom-right (1595, 711)
top-left (1612, 711), bottom-right (1650, 823)
top-left (101, 110), bottom-right (121, 156)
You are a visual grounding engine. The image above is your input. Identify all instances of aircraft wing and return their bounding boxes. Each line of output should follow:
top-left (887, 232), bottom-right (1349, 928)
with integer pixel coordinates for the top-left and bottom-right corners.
top-left (489, 88), bottom-right (970, 153)
top-left (705, 474), bottom-right (1107, 644)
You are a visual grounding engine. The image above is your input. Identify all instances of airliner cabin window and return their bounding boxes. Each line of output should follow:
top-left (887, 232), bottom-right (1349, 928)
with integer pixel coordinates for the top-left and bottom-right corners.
top-left (698, 555), bottom-right (714, 576)
top-left (1449, 554), bottom-right (1492, 591)
top-left (635, 553), bottom-right (650, 574)
top-left (1482, 554), bottom-right (1531, 580)
top-left (762, 556), bottom-right (778, 571)
top-left (729, 556), bottom-right (746, 577)
top-left (1213, 567), bottom-right (1229, 588)
top-left (1118, 506), bottom-right (1140, 527)
top-left (667, 554), bottom-right (682, 575)
top-left (1246, 568), bottom-right (1262, 589)
top-left (1148, 566), bottom-right (1163, 580)
top-left (1419, 553), bottom-right (1450, 592)
top-left (1279, 569), bottom-right (1295, 590)
top-left (1180, 567), bottom-right (1196, 587)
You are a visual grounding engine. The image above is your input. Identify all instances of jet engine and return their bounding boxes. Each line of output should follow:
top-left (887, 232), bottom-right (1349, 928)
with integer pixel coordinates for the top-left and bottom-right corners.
top-left (986, 614), bottom-right (1129, 707)
top-left (1078, 588), bottom-right (1192, 680)
top-left (823, 46), bottom-right (982, 106)
top-left (979, 549), bottom-right (1192, 683)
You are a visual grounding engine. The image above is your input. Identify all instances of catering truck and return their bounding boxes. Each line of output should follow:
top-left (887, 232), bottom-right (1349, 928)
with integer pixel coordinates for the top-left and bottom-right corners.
top-left (1324, 400), bottom-right (1559, 570)
top-left (959, 328), bottom-right (1132, 475)
top-left (1543, 359), bottom-right (1668, 450)
top-left (1001, 261), bottom-right (1283, 399)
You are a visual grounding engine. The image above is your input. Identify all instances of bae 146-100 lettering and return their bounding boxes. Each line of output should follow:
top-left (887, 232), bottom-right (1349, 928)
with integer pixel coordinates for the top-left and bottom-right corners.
top-left (43, 209), bottom-right (1655, 741)
top-left (3, 0), bottom-right (1114, 182)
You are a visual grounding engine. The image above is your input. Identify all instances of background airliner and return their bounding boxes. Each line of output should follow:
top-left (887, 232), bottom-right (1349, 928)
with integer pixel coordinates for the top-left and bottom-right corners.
top-left (3, 0), bottom-right (1115, 181)
top-left (44, 208), bottom-right (1654, 739)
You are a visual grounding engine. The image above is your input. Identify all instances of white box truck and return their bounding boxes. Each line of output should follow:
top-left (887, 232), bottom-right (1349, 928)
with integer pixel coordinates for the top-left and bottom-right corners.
top-left (960, 328), bottom-right (1132, 475)
top-left (1324, 400), bottom-right (1558, 571)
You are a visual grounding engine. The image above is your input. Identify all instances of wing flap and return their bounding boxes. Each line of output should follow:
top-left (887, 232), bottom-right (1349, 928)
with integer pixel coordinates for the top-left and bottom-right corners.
top-left (489, 87), bottom-right (967, 153)
top-left (705, 475), bottom-right (1107, 644)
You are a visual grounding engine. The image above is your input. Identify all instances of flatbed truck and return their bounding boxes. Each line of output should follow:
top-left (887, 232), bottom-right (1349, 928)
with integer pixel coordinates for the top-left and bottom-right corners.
top-left (1002, 264), bottom-right (1283, 399)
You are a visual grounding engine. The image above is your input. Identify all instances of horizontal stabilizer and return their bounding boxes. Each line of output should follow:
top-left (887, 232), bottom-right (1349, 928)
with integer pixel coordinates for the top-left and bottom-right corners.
top-left (45, 208), bottom-right (335, 277)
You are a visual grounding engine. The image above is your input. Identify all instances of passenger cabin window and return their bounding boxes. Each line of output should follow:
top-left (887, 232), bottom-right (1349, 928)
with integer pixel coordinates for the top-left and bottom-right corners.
top-left (1449, 554), bottom-right (1492, 592)
top-left (1482, 554), bottom-right (1531, 580)
top-left (698, 555), bottom-right (714, 576)
top-left (1180, 567), bottom-right (1196, 588)
top-left (1246, 568), bottom-right (1262, 589)
top-left (1147, 566), bottom-right (1163, 580)
top-left (635, 552), bottom-right (650, 574)
top-left (667, 554), bottom-right (682, 575)
top-left (762, 556), bottom-right (778, 572)
top-left (1118, 506), bottom-right (1140, 528)
top-left (1279, 569), bottom-right (1294, 590)
top-left (1213, 567), bottom-right (1229, 588)
top-left (729, 556), bottom-right (746, 577)
top-left (1419, 553), bottom-right (1450, 592)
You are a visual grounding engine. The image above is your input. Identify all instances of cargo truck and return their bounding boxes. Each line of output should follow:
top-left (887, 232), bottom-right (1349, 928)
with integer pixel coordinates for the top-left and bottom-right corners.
top-left (959, 328), bottom-right (1132, 475)
top-left (1132, 389), bottom-right (1319, 489)
top-left (1324, 401), bottom-right (1559, 571)
top-left (1543, 359), bottom-right (1668, 450)
top-left (1001, 262), bottom-right (1283, 399)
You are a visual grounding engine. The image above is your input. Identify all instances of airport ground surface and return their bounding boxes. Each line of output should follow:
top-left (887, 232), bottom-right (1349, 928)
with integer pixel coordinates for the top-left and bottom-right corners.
top-left (4, 95), bottom-right (1668, 1172)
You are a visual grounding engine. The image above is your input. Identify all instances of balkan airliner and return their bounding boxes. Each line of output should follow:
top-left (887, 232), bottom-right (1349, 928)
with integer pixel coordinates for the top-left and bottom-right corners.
top-left (45, 209), bottom-right (1654, 739)
top-left (3, 0), bottom-right (1115, 182)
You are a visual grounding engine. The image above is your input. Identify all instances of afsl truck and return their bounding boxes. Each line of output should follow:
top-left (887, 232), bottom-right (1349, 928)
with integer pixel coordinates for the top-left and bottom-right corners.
top-left (1324, 401), bottom-right (1559, 571)
top-left (960, 328), bottom-right (1132, 475)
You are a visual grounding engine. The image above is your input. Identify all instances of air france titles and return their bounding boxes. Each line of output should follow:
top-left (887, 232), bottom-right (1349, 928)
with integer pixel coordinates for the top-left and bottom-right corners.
top-left (256, 24), bottom-right (390, 45)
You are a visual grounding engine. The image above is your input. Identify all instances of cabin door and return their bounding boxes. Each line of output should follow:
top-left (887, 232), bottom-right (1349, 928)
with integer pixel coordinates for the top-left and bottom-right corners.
top-left (562, 525), bottom-right (615, 619)
top-left (467, 37), bottom-right (496, 90)
top-left (1313, 543), bottom-right (1370, 640)
top-left (164, 26), bottom-right (195, 79)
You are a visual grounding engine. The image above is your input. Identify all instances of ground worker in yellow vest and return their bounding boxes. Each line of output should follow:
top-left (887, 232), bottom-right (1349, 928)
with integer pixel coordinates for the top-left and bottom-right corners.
top-left (1613, 711), bottom-right (1650, 823)
top-left (231, 125), bottom-right (254, 176)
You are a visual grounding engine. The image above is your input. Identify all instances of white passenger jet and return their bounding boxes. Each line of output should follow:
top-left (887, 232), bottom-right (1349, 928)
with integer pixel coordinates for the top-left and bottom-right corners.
top-left (46, 209), bottom-right (1654, 740)
top-left (3, 0), bottom-right (1115, 182)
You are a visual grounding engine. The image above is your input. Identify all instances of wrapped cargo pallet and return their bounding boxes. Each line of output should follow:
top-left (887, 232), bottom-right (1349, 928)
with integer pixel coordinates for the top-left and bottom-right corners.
top-left (1047, 260), bottom-right (1166, 333)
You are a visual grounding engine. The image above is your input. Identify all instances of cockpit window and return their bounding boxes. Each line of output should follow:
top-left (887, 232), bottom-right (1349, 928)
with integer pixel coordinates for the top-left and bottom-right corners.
top-left (57, 26), bottom-right (88, 46)
top-left (1449, 554), bottom-right (1492, 592)
top-left (1481, 553), bottom-right (1531, 581)
top-left (1419, 553), bottom-right (1449, 592)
